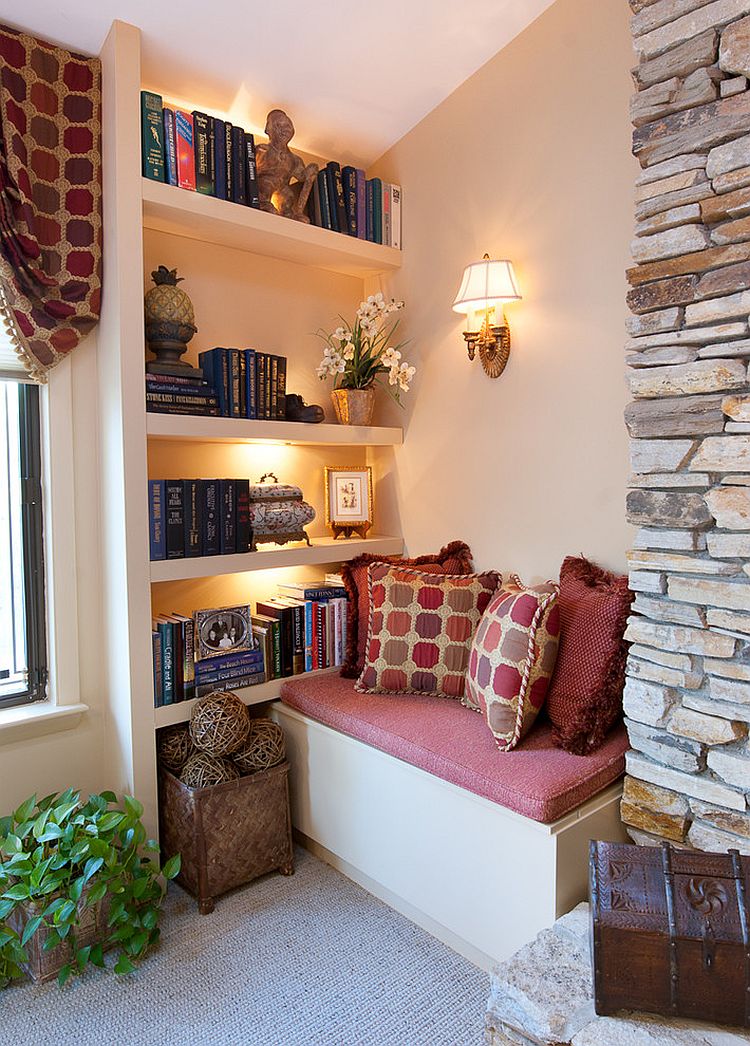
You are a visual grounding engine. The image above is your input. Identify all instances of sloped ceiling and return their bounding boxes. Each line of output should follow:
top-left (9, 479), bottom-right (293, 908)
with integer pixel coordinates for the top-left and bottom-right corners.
top-left (3, 0), bottom-right (556, 166)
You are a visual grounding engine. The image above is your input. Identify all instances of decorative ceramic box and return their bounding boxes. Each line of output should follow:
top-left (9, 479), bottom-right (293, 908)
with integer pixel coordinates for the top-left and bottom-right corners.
top-left (248, 472), bottom-right (315, 550)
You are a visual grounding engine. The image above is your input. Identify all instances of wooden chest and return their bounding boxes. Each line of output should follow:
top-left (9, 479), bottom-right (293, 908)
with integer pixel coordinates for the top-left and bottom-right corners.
top-left (590, 840), bottom-right (750, 1028)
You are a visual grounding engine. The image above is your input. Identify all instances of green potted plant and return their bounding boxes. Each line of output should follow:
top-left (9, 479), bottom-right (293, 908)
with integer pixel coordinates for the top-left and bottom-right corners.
top-left (316, 293), bottom-right (415, 426)
top-left (0, 789), bottom-right (180, 987)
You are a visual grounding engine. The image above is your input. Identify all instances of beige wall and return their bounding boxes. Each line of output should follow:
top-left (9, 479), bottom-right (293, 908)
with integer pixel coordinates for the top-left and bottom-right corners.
top-left (371, 0), bottom-right (636, 580)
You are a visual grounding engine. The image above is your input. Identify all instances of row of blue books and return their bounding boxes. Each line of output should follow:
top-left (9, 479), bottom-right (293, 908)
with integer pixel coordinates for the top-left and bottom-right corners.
top-left (199, 347), bottom-right (286, 420)
top-left (149, 479), bottom-right (252, 561)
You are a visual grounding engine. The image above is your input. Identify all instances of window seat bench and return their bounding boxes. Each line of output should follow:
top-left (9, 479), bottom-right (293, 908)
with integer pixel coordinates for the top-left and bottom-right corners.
top-left (272, 673), bottom-right (629, 970)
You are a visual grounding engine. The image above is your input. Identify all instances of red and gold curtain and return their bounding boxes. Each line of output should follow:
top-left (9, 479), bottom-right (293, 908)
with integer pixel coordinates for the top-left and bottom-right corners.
top-left (0, 23), bottom-right (102, 382)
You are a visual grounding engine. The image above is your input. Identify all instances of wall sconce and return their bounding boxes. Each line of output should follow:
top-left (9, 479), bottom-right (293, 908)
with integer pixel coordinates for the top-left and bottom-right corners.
top-left (452, 255), bottom-right (522, 378)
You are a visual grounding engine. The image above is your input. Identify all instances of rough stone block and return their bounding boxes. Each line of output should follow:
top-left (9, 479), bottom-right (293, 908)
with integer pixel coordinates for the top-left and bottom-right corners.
top-left (632, 593), bottom-right (707, 625)
top-left (706, 606), bottom-right (750, 633)
top-left (629, 642), bottom-right (696, 670)
top-left (696, 260), bottom-right (750, 298)
top-left (684, 288), bottom-right (750, 324)
top-left (635, 168), bottom-right (706, 202)
top-left (623, 774), bottom-right (689, 816)
top-left (636, 152), bottom-right (706, 186)
top-left (722, 473), bottom-right (750, 483)
top-left (707, 531), bottom-right (750, 556)
top-left (624, 617), bottom-right (736, 655)
top-left (668, 705), bottom-right (746, 743)
top-left (627, 489), bottom-right (712, 527)
top-left (720, 75), bottom-right (749, 97)
top-left (636, 203), bottom-right (703, 237)
top-left (689, 819), bottom-right (750, 854)
top-left (632, 0), bottom-right (722, 37)
top-left (621, 776), bottom-right (690, 840)
top-left (626, 323), bottom-right (748, 350)
top-left (627, 242), bottom-right (750, 286)
top-left (706, 131), bottom-right (750, 179)
top-left (707, 746), bottom-right (750, 788)
top-left (712, 214), bottom-right (750, 243)
top-left (704, 656), bottom-right (750, 679)
top-left (701, 184), bottom-right (750, 223)
top-left (621, 797), bottom-right (690, 841)
top-left (629, 570), bottom-right (668, 593)
top-left (710, 674), bottom-right (750, 703)
top-left (684, 690), bottom-right (750, 723)
top-left (690, 797), bottom-right (750, 835)
top-left (634, 0), bottom-right (750, 60)
top-left (633, 92), bottom-right (750, 166)
top-left (633, 527), bottom-right (706, 551)
top-left (668, 574), bottom-right (750, 610)
top-left (628, 719), bottom-right (705, 772)
top-left (726, 421), bottom-right (750, 431)
top-left (627, 550), bottom-right (739, 575)
top-left (697, 336), bottom-right (750, 356)
top-left (628, 359), bottom-right (747, 398)
top-left (632, 68), bottom-right (719, 128)
top-left (629, 472), bottom-right (709, 488)
top-left (691, 435), bottom-right (750, 471)
top-left (627, 274), bottom-right (697, 313)
top-left (722, 393), bottom-right (750, 420)
top-left (627, 655), bottom-right (704, 688)
top-left (719, 13), bottom-right (750, 76)
top-left (623, 676), bottom-right (679, 727)
top-left (626, 749), bottom-right (747, 809)
top-left (714, 165), bottom-right (750, 194)
top-left (632, 224), bottom-right (710, 262)
top-left (625, 393), bottom-right (726, 436)
top-left (626, 347), bottom-right (698, 369)
top-left (630, 438), bottom-right (697, 472)
top-left (636, 182), bottom-right (714, 222)
top-left (573, 1010), bottom-right (750, 1044)
top-left (705, 485), bottom-right (750, 528)
top-left (626, 307), bottom-right (684, 336)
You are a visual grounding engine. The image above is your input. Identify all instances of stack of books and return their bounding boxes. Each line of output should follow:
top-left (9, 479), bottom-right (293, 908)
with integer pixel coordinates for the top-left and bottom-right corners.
top-left (149, 478), bottom-right (252, 561)
top-left (152, 604), bottom-right (266, 706)
top-left (198, 347), bottom-right (286, 420)
top-left (141, 91), bottom-right (402, 248)
top-left (253, 579), bottom-right (348, 677)
top-left (146, 372), bottom-right (219, 416)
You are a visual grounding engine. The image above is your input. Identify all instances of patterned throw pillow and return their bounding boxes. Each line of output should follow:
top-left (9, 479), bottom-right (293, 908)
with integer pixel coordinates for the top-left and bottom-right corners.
top-left (545, 556), bottom-right (633, 756)
top-left (355, 564), bottom-right (500, 698)
top-left (340, 541), bottom-right (474, 679)
top-left (464, 579), bottom-right (561, 752)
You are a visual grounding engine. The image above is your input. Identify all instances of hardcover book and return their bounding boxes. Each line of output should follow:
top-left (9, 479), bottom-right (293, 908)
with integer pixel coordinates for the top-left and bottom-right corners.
top-left (390, 184), bottom-right (402, 250)
top-left (213, 118), bottom-right (227, 199)
top-left (174, 110), bottom-right (196, 191)
top-left (382, 181), bottom-right (392, 247)
top-left (165, 481), bottom-right (185, 559)
top-left (235, 479), bottom-right (251, 552)
top-left (355, 169), bottom-right (366, 240)
top-left (141, 91), bottom-right (164, 181)
top-left (201, 479), bottom-right (220, 555)
top-left (192, 111), bottom-right (214, 195)
top-left (183, 480), bottom-right (203, 558)
top-left (224, 121), bottom-right (233, 201)
top-left (245, 133), bottom-right (260, 208)
top-left (219, 479), bottom-right (236, 555)
top-left (342, 165), bottom-right (358, 236)
top-left (230, 126), bottom-right (247, 205)
top-left (163, 107), bottom-right (178, 186)
top-left (371, 177), bottom-right (383, 244)
top-left (317, 170), bottom-right (332, 230)
top-left (149, 479), bottom-right (166, 561)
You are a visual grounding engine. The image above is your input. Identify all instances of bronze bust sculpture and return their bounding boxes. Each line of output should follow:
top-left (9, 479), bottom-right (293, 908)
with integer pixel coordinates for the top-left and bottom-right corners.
top-left (255, 109), bottom-right (318, 224)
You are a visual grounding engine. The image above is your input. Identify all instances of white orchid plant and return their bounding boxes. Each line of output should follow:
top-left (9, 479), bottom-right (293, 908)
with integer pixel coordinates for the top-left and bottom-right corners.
top-left (316, 293), bottom-right (415, 402)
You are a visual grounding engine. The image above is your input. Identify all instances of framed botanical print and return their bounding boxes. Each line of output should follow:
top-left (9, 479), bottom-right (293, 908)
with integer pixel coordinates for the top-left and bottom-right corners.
top-left (324, 466), bottom-right (373, 539)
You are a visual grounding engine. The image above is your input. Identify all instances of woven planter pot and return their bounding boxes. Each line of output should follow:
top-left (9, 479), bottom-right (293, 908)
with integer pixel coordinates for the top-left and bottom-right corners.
top-left (9, 891), bottom-right (109, 984)
top-left (330, 388), bottom-right (376, 426)
top-left (158, 762), bottom-right (294, 914)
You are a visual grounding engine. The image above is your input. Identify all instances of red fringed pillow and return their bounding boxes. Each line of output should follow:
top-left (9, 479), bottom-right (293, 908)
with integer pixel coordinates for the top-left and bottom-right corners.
top-left (340, 541), bottom-right (474, 679)
top-left (545, 556), bottom-right (633, 756)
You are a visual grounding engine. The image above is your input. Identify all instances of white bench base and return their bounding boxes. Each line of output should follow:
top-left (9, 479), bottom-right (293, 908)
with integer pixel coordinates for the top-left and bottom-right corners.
top-left (272, 701), bottom-right (628, 971)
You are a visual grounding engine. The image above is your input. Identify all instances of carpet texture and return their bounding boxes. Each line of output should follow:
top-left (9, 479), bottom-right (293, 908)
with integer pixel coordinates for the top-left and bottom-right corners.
top-left (1, 848), bottom-right (488, 1046)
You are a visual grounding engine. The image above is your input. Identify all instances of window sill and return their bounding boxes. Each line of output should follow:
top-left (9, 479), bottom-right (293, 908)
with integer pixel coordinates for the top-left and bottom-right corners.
top-left (0, 701), bottom-right (88, 745)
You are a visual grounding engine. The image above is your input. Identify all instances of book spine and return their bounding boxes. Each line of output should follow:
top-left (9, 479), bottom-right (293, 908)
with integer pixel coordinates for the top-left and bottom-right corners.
top-left (192, 111), bottom-right (213, 195)
top-left (276, 355), bottom-right (286, 420)
top-left (146, 404), bottom-right (221, 417)
top-left (291, 604), bottom-right (304, 675)
top-left (382, 182), bottom-right (391, 247)
top-left (271, 620), bottom-right (282, 678)
top-left (245, 350), bottom-right (257, 420)
top-left (304, 601), bottom-right (313, 672)
top-left (339, 596), bottom-right (348, 663)
top-left (356, 169), bottom-right (366, 240)
top-left (146, 392), bottom-right (218, 406)
top-left (311, 177), bottom-right (322, 227)
top-left (229, 350), bottom-right (241, 418)
top-left (196, 672), bottom-right (264, 698)
top-left (342, 165), bottom-right (358, 236)
top-left (316, 603), bottom-right (326, 669)
top-left (165, 481), bottom-right (184, 559)
top-left (194, 650), bottom-right (263, 676)
top-left (163, 108), bottom-right (178, 185)
top-left (180, 619), bottom-right (195, 702)
top-left (258, 354), bottom-right (268, 420)
top-left (245, 133), bottom-right (260, 208)
top-left (213, 118), bottom-right (227, 200)
top-left (141, 91), bottom-right (164, 181)
top-left (371, 178), bottom-right (383, 244)
top-left (219, 349), bottom-right (230, 416)
top-left (158, 622), bottom-right (174, 704)
top-left (183, 480), bottom-right (203, 558)
top-left (224, 122), bottom-right (233, 201)
top-left (333, 599), bottom-right (342, 666)
top-left (281, 608), bottom-right (294, 677)
top-left (148, 372), bottom-right (206, 386)
top-left (326, 601), bottom-right (335, 668)
top-left (201, 480), bottom-right (220, 555)
top-left (152, 631), bottom-right (162, 707)
top-left (148, 479), bottom-right (166, 561)
top-left (366, 180), bottom-right (374, 242)
top-left (231, 126), bottom-right (247, 205)
top-left (317, 170), bottom-right (332, 230)
top-left (390, 184), bottom-right (402, 250)
top-left (219, 479), bottom-right (236, 554)
top-left (146, 380), bottom-right (212, 395)
top-left (207, 115), bottom-right (215, 194)
top-left (235, 478), bottom-right (251, 552)
top-left (195, 655), bottom-right (264, 683)
top-left (270, 356), bottom-right (278, 420)
top-left (279, 586), bottom-right (347, 600)
top-left (325, 165), bottom-right (339, 232)
top-left (174, 110), bottom-right (196, 191)
top-left (172, 620), bottom-right (184, 702)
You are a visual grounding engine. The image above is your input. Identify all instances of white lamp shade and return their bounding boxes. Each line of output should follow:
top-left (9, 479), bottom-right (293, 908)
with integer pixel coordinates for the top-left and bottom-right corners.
top-left (452, 258), bottom-right (521, 314)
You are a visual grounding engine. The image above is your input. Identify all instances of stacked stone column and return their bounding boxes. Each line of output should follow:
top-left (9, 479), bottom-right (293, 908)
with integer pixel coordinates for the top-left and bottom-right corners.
top-left (623, 0), bottom-right (750, 851)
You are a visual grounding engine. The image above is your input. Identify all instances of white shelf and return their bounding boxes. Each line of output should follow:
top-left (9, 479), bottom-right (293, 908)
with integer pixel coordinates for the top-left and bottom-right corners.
top-left (153, 671), bottom-right (338, 729)
top-left (150, 534), bottom-right (403, 582)
top-left (146, 412), bottom-right (403, 447)
top-left (142, 179), bottom-right (402, 278)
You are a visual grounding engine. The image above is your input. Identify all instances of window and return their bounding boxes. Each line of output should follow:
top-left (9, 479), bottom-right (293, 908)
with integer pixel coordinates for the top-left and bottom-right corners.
top-left (0, 380), bottom-right (47, 708)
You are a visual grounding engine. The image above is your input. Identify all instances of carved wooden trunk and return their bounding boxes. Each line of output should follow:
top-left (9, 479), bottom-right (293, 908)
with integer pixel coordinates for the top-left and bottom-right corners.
top-left (590, 840), bottom-right (750, 1028)
top-left (158, 762), bottom-right (294, 915)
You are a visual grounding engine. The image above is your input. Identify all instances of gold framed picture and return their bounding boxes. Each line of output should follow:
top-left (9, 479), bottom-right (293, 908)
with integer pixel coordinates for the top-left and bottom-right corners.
top-left (324, 466), bottom-right (373, 539)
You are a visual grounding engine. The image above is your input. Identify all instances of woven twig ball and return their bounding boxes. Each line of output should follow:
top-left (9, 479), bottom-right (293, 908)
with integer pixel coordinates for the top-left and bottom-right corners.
top-left (180, 752), bottom-right (241, 789)
top-left (232, 718), bottom-right (286, 774)
top-left (157, 725), bottom-right (194, 772)
top-left (189, 690), bottom-right (250, 755)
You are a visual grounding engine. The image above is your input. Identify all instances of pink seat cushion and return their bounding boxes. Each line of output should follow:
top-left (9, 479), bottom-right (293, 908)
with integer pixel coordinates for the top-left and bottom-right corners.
top-left (279, 674), bottom-right (628, 824)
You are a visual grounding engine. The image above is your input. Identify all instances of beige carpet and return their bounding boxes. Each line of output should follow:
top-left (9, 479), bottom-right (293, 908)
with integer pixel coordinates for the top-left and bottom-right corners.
top-left (1, 847), bottom-right (487, 1045)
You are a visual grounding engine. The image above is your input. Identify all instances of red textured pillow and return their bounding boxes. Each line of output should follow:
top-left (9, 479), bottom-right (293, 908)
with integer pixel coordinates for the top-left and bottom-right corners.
top-left (545, 556), bottom-right (633, 756)
top-left (340, 541), bottom-right (474, 679)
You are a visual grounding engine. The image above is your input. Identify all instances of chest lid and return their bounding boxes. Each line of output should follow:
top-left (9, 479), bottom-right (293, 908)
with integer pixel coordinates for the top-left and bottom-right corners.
top-left (248, 472), bottom-right (303, 503)
top-left (590, 840), bottom-right (750, 944)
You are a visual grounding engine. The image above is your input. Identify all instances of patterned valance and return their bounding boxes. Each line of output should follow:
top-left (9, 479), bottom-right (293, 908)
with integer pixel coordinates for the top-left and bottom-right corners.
top-left (0, 23), bottom-right (102, 382)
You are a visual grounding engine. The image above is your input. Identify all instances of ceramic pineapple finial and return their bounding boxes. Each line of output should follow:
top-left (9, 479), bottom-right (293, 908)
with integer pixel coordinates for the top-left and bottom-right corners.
top-left (144, 265), bottom-right (203, 378)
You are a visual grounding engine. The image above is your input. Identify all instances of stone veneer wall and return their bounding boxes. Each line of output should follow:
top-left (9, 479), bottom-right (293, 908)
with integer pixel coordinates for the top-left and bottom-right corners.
top-left (622, 0), bottom-right (750, 851)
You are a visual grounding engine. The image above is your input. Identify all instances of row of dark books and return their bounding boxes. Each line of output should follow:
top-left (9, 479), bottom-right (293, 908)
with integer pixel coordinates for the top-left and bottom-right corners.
top-left (141, 91), bottom-right (402, 248)
top-left (152, 580), bottom-right (348, 706)
top-left (149, 479), bottom-right (252, 561)
top-left (199, 347), bottom-right (286, 420)
top-left (146, 372), bottom-right (219, 416)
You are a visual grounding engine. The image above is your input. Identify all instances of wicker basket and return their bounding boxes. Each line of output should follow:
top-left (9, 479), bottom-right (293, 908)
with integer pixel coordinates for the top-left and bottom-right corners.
top-left (9, 891), bottom-right (109, 983)
top-left (158, 762), bottom-right (294, 914)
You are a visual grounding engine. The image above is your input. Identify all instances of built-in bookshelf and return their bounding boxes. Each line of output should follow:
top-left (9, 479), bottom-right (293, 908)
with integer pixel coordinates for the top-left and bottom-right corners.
top-left (98, 21), bottom-right (405, 836)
